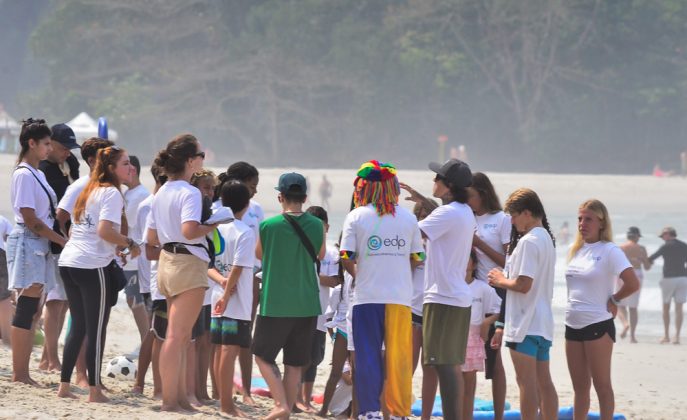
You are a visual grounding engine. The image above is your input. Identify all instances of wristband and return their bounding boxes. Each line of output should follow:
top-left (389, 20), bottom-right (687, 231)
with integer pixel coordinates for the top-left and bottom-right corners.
top-left (610, 295), bottom-right (621, 305)
top-left (494, 321), bottom-right (505, 329)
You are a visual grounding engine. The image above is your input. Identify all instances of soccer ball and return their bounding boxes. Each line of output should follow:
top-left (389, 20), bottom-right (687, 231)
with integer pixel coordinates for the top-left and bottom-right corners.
top-left (105, 356), bottom-right (137, 380)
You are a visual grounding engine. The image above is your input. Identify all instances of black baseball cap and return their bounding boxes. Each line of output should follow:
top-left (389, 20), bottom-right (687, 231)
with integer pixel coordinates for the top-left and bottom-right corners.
top-left (50, 123), bottom-right (80, 149)
top-left (428, 158), bottom-right (472, 188)
top-left (627, 226), bottom-right (641, 237)
top-left (275, 172), bottom-right (307, 194)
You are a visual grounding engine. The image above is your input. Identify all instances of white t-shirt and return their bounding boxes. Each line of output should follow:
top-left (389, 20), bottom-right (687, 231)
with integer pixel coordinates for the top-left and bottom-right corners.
top-left (411, 264), bottom-right (425, 316)
top-left (149, 180), bottom-right (209, 262)
top-left (0, 215), bottom-right (13, 250)
top-left (503, 227), bottom-right (556, 343)
top-left (317, 247), bottom-right (339, 332)
top-left (136, 195), bottom-right (154, 294)
top-left (325, 272), bottom-right (352, 333)
top-left (475, 212), bottom-right (511, 281)
top-left (58, 175), bottom-right (89, 215)
top-left (419, 202), bottom-right (476, 307)
top-left (565, 241), bottom-right (632, 329)
top-left (340, 204), bottom-right (424, 307)
top-left (11, 163), bottom-right (56, 226)
top-left (468, 280), bottom-right (502, 325)
top-left (122, 184), bottom-right (151, 271)
top-left (59, 186), bottom-right (124, 269)
top-left (211, 219), bottom-right (256, 321)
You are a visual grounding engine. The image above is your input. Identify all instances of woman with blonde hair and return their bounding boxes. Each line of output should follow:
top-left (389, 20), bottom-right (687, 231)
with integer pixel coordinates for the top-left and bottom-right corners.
top-left (57, 145), bottom-right (138, 402)
top-left (564, 199), bottom-right (640, 420)
top-left (487, 188), bottom-right (558, 420)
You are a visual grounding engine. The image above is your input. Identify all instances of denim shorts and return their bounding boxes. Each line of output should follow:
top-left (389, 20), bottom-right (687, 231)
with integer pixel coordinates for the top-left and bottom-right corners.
top-left (46, 254), bottom-right (67, 301)
top-left (6, 225), bottom-right (55, 291)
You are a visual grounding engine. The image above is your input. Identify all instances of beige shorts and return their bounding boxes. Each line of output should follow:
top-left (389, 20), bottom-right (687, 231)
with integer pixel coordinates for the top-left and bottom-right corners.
top-left (157, 250), bottom-right (208, 298)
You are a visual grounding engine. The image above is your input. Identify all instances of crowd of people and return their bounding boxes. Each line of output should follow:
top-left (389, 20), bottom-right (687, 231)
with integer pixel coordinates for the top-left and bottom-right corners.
top-left (0, 118), bottom-right (685, 420)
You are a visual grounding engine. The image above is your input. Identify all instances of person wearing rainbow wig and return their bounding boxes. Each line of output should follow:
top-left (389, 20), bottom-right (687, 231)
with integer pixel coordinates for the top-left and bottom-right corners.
top-left (340, 160), bottom-right (425, 420)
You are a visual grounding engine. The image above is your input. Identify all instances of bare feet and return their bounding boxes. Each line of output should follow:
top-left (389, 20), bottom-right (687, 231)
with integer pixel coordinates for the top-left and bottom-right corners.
top-left (673, 338), bottom-right (680, 344)
top-left (39, 359), bottom-right (49, 371)
top-left (630, 337), bottom-right (638, 343)
top-left (179, 399), bottom-right (198, 412)
top-left (620, 325), bottom-right (629, 339)
top-left (660, 337), bottom-right (670, 344)
top-left (57, 383), bottom-right (78, 399)
top-left (47, 362), bottom-right (62, 371)
top-left (295, 402), bottom-right (317, 413)
top-left (242, 394), bottom-right (256, 406)
top-left (317, 409), bottom-right (329, 417)
top-left (88, 388), bottom-right (110, 403)
top-left (264, 406), bottom-right (290, 420)
top-left (187, 394), bottom-right (204, 408)
top-left (12, 375), bottom-right (40, 387)
top-left (132, 385), bottom-right (144, 395)
top-left (153, 392), bottom-right (162, 400)
top-left (221, 404), bottom-right (247, 418)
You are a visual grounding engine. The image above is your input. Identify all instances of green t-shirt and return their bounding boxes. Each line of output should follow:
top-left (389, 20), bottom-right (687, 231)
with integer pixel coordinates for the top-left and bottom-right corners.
top-left (259, 212), bottom-right (324, 317)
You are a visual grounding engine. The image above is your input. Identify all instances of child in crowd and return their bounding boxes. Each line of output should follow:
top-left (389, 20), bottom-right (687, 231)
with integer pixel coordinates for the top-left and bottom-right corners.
top-left (296, 206), bottom-right (340, 413)
top-left (462, 251), bottom-right (501, 420)
top-left (190, 169), bottom-right (218, 403)
top-left (208, 180), bottom-right (255, 416)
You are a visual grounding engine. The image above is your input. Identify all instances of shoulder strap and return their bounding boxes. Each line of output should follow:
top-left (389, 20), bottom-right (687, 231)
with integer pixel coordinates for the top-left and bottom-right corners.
top-left (15, 165), bottom-right (56, 218)
top-left (283, 213), bottom-right (321, 273)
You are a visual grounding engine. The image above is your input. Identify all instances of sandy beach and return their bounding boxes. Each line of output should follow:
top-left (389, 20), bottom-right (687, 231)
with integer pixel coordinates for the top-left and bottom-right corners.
top-left (1, 153), bottom-right (686, 419)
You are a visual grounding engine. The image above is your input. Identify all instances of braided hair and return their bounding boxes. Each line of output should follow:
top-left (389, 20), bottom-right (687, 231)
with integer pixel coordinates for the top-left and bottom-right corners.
top-left (504, 188), bottom-right (555, 255)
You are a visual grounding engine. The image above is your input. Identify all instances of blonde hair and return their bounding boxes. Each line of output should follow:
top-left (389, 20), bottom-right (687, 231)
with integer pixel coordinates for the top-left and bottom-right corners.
top-left (190, 168), bottom-right (217, 187)
top-left (567, 199), bottom-right (613, 262)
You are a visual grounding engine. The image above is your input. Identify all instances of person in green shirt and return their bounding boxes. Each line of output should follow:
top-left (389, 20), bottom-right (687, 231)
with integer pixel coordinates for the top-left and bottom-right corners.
top-left (253, 172), bottom-right (325, 420)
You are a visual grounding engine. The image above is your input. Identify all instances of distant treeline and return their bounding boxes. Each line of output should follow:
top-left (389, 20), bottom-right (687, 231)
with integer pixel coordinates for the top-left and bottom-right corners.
top-left (7, 0), bottom-right (687, 173)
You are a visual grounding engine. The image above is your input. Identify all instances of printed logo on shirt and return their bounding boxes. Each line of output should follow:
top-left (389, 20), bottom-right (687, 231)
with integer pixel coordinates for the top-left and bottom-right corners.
top-left (214, 261), bottom-right (231, 275)
top-left (483, 223), bottom-right (498, 233)
top-left (586, 255), bottom-right (602, 262)
top-left (366, 235), bottom-right (406, 251)
top-left (75, 213), bottom-right (95, 228)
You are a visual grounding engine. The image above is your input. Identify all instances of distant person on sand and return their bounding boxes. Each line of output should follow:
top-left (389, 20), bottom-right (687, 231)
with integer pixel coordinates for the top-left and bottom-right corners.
top-left (319, 175), bottom-right (332, 209)
top-left (558, 222), bottom-right (570, 245)
top-left (648, 227), bottom-right (687, 344)
top-left (617, 227), bottom-right (652, 343)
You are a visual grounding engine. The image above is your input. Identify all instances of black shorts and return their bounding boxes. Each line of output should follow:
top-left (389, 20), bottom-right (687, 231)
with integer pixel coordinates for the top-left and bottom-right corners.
top-left (303, 330), bottom-right (327, 382)
top-left (211, 316), bottom-right (252, 348)
top-left (252, 315), bottom-right (317, 367)
top-left (150, 299), bottom-right (204, 341)
top-left (411, 312), bottom-right (423, 327)
top-left (565, 318), bottom-right (616, 342)
top-left (191, 305), bottom-right (211, 339)
top-left (484, 323), bottom-right (499, 380)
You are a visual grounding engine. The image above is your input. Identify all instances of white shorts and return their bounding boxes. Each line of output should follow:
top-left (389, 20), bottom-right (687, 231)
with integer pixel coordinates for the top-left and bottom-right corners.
top-left (660, 277), bottom-right (687, 304)
top-left (618, 268), bottom-right (643, 308)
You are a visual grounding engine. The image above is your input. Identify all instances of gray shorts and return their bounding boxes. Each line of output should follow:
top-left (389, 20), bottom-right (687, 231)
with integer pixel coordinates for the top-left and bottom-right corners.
top-left (660, 276), bottom-right (687, 304)
top-left (124, 270), bottom-right (144, 306)
top-left (6, 225), bottom-right (55, 291)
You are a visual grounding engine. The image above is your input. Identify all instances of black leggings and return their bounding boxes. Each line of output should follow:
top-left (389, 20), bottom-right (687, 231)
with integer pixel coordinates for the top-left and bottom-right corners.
top-left (59, 266), bottom-right (113, 386)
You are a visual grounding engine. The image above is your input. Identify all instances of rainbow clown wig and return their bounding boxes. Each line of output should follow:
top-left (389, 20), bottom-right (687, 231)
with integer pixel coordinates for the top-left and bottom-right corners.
top-left (353, 160), bottom-right (400, 216)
